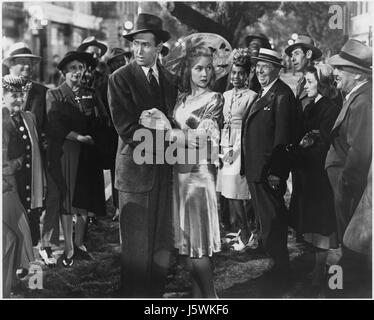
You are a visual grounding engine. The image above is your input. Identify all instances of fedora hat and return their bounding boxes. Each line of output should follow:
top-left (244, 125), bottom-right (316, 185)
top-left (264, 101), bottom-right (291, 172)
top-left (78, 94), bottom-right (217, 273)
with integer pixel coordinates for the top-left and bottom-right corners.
top-left (3, 42), bottom-right (41, 67)
top-left (77, 36), bottom-right (108, 57)
top-left (106, 48), bottom-right (131, 65)
top-left (328, 39), bottom-right (372, 73)
top-left (251, 48), bottom-right (285, 68)
top-left (245, 33), bottom-right (271, 49)
top-left (285, 34), bottom-right (322, 60)
top-left (123, 13), bottom-right (170, 43)
top-left (57, 51), bottom-right (97, 71)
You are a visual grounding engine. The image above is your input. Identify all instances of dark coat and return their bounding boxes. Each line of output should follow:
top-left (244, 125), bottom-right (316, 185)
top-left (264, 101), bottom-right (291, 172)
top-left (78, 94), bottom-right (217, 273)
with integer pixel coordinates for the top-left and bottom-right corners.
top-left (241, 78), bottom-right (297, 183)
top-left (271, 97), bottom-right (340, 235)
top-left (95, 77), bottom-right (118, 169)
top-left (108, 61), bottom-right (178, 193)
top-left (46, 82), bottom-right (106, 215)
top-left (326, 81), bottom-right (372, 209)
top-left (25, 81), bottom-right (48, 133)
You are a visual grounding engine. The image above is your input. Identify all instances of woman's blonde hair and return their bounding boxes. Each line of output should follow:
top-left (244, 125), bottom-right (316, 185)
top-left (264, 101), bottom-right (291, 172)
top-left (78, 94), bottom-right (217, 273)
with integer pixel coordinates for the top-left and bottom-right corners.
top-left (178, 45), bottom-right (216, 93)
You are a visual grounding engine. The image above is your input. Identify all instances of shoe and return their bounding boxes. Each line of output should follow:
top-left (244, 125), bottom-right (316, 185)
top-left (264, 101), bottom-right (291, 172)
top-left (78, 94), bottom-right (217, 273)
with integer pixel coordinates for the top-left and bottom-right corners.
top-left (16, 268), bottom-right (28, 279)
top-left (88, 216), bottom-right (98, 226)
top-left (222, 230), bottom-right (241, 244)
top-left (246, 232), bottom-right (259, 249)
top-left (230, 237), bottom-right (247, 252)
top-left (74, 244), bottom-right (93, 261)
top-left (61, 253), bottom-right (74, 267)
top-left (39, 247), bottom-right (57, 266)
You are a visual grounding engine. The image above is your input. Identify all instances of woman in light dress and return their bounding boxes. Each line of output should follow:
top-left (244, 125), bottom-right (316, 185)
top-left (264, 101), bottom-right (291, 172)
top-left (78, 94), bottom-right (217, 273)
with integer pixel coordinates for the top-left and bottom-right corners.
top-left (217, 49), bottom-right (257, 251)
top-left (140, 45), bottom-right (224, 297)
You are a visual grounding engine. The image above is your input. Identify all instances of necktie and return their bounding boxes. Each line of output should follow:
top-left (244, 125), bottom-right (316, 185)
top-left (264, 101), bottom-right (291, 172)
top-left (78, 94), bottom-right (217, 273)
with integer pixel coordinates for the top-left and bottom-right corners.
top-left (147, 68), bottom-right (159, 92)
top-left (256, 88), bottom-right (264, 101)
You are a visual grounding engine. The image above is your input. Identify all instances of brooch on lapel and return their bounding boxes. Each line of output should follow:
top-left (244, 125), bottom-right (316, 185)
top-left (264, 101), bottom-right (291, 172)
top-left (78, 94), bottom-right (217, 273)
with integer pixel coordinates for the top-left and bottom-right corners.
top-left (263, 92), bottom-right (275, 111)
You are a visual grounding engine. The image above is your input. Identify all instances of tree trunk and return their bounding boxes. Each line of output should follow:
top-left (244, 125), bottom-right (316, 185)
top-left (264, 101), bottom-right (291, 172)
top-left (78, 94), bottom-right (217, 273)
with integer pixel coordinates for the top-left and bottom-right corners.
top-left (167, 2), bottom-right (233, 43)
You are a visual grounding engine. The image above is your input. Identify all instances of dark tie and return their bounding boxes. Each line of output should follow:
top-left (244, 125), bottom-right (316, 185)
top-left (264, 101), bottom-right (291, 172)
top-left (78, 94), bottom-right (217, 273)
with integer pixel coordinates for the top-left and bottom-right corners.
top-left (256, 88), bottom-right (264, 101)
top-left (148, 68), bottom-right (160, 92)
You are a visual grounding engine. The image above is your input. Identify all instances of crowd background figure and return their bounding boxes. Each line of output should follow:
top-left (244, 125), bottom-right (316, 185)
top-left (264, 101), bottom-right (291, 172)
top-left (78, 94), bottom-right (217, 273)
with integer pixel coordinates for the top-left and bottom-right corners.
top-left (2, 10), bottom-right (372, 298)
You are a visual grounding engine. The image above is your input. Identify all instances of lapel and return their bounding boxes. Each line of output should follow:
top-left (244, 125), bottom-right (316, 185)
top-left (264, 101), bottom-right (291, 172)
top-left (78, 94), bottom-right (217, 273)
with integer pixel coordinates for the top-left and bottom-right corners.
top-left (25, 83), bottom-right (35, 110)
top-left (296, 77), bottom-right (306, 99)
top-left (158, 63), bottom-right (174, 118)
top-left (331, 82), bottom-right (369, 132)
top-left (246, 79), bottom-right (279, 120)
top-left (59, 82), bottom-right (79, 107)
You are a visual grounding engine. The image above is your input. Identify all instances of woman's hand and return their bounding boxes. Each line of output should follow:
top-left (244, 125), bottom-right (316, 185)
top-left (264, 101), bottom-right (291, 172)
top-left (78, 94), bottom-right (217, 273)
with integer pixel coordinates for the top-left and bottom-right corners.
top-left (77, 134), bottom-right (94, 145)
top-left (2, 157), bottom-right (23, 175)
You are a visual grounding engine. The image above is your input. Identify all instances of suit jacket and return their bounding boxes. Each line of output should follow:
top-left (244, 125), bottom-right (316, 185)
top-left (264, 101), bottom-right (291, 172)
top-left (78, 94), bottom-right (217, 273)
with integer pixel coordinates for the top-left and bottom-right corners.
top-left (25, 81), bottom-right (48, 133)
top-left (325, 81), bottom-right (372, 199)
top-left (242, 78), bottom-right (297, 183)
top-left (108, 61), bottom-right (178, 193)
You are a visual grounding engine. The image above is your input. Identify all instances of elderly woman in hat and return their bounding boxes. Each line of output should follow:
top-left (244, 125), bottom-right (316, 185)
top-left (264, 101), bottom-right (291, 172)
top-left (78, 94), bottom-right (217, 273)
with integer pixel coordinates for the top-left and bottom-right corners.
top-left (46, 51), bottom-right (107, 267)
top-left (2, 76), bottom-right (42, 296)
top-left (3, 43), bottom-right (48, 247)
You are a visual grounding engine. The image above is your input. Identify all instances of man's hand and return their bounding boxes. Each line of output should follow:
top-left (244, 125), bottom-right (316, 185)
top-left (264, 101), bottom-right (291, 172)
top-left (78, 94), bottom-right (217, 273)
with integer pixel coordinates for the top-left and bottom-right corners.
top-left (139, 108), bottom-right (171, 130)
top-left (77, 135), bottom-right (94, 145)
top-left (267, 174), bottom-right (280, 190)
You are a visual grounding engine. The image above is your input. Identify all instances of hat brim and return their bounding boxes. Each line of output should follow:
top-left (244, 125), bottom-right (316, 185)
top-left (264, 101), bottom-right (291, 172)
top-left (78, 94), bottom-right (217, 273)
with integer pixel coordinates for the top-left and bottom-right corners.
top-left (123, 29), bottom-right (170, 43)
top-left (251, 56), bottom-right (285, 68)
top-left (77, 41), bottom-right (108, 57)
top-left (57, 52), bottom-right (97, 71)
top-left (107, 52), bottom-right (130, 64)
top-left (285, 43), bottom-right (322, 60)
top-left (328, 54), bottom-right (372, 73)
top-left (3, 54), bottom-right (41, 67)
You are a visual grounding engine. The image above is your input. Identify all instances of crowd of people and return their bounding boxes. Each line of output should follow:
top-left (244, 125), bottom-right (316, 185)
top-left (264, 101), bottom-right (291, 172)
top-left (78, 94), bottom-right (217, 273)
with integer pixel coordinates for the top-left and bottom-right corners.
top-left (2, 12), bottom-right (372, 298)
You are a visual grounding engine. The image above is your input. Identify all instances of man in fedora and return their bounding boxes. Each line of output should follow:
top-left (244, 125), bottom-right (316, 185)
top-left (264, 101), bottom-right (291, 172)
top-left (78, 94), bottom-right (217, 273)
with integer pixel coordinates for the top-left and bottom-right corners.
top-left (77, 36), bottom-right (108, 90)
top-left (242, 48), bottom-right (297, 275)
top-left (326, 39), bottom-right (372, 245)
top-left (3, 42), bottom-right (48, 247)
top-left (108, 13), bottom-right (178, 297)
top-left (325, 39), bottom-right (372, 296)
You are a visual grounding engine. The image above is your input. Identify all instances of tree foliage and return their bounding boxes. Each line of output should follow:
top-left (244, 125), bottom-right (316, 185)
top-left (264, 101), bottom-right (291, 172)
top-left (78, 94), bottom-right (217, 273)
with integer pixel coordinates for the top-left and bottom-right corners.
top-left (281, 2), bottom-right (348, 56)
top-left (163, 2), bottom-right (280, 46)
top-left (139, 2), bottom-right (347, 55)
